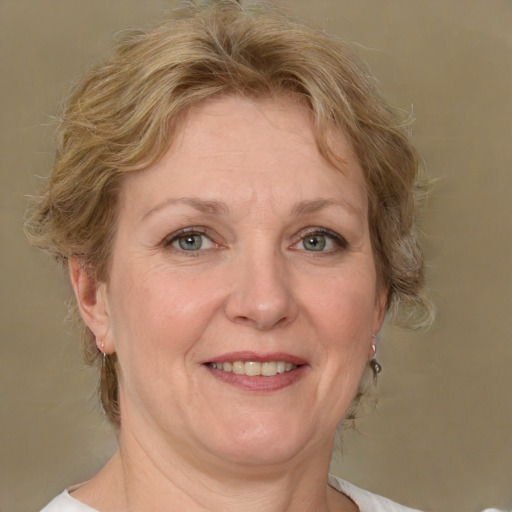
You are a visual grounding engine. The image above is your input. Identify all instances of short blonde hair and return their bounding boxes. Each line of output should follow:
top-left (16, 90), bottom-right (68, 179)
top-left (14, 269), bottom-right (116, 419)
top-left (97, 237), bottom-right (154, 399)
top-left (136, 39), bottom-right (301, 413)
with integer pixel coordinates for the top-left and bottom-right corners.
top-left (25, 0), bottom-right (430, 428)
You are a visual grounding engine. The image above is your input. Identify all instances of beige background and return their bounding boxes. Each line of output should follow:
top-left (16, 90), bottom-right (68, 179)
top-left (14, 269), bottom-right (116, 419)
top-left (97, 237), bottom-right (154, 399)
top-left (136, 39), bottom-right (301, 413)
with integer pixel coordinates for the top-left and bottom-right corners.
top-left (1, 1), bottom-right (511, 511)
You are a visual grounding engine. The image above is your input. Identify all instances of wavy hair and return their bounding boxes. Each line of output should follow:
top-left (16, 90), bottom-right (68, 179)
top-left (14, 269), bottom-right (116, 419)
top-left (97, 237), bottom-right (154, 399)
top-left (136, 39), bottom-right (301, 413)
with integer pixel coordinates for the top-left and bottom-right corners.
top-left (25, 0), bottom-right (431, 428)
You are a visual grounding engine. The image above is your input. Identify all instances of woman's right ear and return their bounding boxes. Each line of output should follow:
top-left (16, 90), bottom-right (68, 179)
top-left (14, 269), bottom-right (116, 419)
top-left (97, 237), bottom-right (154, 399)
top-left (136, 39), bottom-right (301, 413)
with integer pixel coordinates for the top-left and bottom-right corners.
top-left (69, 257), bottom-right (111, 351)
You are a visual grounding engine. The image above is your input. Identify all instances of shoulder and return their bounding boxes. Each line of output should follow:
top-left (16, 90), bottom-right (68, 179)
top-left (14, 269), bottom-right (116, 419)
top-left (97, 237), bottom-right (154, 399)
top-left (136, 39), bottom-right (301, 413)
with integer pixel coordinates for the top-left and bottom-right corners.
top-left (39, 490), bottom-right (99, 512)
top-left (328, 475), bottom-right (423, 512)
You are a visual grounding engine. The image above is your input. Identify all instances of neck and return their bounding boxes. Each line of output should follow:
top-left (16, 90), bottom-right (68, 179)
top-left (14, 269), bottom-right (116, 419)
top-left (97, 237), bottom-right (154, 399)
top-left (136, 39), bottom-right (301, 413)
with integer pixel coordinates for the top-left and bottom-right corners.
top-left (119, 427), bottom-right (332, 512)
top-left (75, 425), bottom-right (356, 512)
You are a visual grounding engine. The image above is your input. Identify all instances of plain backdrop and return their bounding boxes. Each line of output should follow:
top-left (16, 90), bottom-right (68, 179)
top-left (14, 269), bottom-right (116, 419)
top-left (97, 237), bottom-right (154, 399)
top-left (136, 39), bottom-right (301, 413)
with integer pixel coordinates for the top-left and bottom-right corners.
top-left (1, 1), bottom-right (511, 511)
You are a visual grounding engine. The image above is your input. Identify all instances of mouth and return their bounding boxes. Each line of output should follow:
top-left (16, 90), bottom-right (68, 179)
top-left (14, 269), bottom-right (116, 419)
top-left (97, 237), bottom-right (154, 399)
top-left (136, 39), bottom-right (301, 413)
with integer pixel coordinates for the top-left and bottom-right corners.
top-left (202, 352), bottom-right (308, 391)
top-left (206, 360), bottom-right (299, 377)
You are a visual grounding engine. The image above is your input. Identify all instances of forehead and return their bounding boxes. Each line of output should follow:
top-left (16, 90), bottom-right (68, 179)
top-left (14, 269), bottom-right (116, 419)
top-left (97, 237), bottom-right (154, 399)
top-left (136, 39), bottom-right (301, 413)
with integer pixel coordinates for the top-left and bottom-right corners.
top-left (119, 94), bottom-right (367, 219)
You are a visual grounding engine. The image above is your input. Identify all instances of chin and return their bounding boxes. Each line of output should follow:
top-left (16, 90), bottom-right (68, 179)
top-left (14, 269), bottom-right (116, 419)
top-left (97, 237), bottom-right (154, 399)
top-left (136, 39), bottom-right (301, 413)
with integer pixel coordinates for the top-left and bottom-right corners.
top-left (201, 416), bottom-right (324, 468)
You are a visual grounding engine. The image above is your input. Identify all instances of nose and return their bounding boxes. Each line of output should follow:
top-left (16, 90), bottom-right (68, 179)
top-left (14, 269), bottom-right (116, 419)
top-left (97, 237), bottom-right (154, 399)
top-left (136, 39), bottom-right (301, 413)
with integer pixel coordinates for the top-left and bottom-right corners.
top-left (224, 247), bottom-right (299, 331)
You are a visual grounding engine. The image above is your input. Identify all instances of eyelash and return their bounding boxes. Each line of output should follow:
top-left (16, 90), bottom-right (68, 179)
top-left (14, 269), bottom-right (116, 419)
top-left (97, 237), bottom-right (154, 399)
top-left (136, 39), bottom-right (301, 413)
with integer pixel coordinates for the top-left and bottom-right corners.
top-left (162, 226), bottom-right (348, 255)
top-left (163, 227), bottom-right (218, 254)
top-left (293, 227), bottom-right (348, 254)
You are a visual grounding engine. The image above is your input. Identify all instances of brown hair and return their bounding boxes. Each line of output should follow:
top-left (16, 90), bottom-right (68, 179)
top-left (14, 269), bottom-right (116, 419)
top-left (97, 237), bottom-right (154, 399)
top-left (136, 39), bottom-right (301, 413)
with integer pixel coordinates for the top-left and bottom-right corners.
top-left (25, 0), bottom-right (431, 428)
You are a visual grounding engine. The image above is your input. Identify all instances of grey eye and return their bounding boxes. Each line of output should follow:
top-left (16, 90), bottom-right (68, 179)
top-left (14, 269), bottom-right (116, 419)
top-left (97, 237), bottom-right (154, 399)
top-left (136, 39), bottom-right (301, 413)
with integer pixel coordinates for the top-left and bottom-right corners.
top-left (166, 229), bottom-right (216, 252)
top-left (302, 234), bottom-right (327, 251)
top-left (177, 234), bottom-right (204, 251)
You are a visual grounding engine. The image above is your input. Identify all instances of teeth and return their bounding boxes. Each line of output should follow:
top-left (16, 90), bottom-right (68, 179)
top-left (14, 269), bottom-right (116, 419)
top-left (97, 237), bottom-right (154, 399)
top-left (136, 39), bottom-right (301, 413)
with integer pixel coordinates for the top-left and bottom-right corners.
top-left (261, 361), bottom-right (277, 376)
top-left (232, 361), bottom-right (244, 374)
top-left (209, 361), bottom-right (298, 376)
top-left (244, 361), bottom-right (261, 376)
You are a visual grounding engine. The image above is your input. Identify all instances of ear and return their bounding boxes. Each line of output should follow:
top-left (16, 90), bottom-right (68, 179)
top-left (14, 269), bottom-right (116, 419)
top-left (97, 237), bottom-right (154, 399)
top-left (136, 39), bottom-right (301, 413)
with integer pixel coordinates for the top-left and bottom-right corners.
top-left (69, 257), bottom-right (113, 354)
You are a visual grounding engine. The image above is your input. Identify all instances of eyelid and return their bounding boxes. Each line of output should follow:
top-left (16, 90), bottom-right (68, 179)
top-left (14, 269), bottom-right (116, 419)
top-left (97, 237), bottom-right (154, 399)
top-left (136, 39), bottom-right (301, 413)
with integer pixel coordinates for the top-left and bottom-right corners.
top-left (161, 226), bottom-right (347, 252)
top-left (162, 226), bottom-right (219, 249)
top-left (292, 227), bottom-right (348, 250)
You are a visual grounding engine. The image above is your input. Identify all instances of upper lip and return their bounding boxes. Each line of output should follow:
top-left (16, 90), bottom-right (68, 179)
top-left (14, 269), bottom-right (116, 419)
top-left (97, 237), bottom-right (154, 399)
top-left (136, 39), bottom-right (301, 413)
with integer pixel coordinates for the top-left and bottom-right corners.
top-left (203, 351), bottom-right (308, 366)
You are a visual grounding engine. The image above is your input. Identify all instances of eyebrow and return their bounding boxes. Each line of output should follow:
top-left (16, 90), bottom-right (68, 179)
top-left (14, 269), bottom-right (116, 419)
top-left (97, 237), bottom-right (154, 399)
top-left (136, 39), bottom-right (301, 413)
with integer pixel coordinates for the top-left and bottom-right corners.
top-left (142, 197), bottom-right (229, 220)
top-left (142, 196), bottom-right (363, 222)
top-left (291, 198), bottom-right (363, 218)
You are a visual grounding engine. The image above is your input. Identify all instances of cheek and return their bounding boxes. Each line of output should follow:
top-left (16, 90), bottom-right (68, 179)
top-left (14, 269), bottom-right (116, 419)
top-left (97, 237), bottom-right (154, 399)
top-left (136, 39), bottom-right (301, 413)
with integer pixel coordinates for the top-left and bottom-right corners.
top-left (105, 267), bottom-right (220, 415)
top-left (107, 262), bottom-right (222, 361)
top-left (303, 275), bottom-right (377, 428)
top-left (307, 271), bottom-right (377, 342)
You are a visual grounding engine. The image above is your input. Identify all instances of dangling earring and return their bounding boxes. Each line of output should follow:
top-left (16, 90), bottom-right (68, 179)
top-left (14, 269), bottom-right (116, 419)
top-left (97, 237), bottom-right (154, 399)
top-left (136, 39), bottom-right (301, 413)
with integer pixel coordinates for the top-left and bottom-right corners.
top-left (98, 340), bottom-right (110, 417)
top-left (100, 340), bottom-right (107, 371)
top-left (369, 334), bottom-right (382, 385)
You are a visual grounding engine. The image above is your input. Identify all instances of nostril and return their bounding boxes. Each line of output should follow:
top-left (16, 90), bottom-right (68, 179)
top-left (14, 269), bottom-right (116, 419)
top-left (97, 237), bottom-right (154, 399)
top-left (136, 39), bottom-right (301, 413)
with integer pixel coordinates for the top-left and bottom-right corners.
top-left (230, 315), bottom-right (256, 329)
top-left (224, 275), bottom-right (298, 331)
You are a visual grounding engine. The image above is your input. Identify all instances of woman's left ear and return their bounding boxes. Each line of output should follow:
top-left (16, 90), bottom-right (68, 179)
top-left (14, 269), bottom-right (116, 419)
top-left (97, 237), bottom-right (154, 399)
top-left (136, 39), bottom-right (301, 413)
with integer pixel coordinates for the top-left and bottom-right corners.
top-left (69, 257), bottom-right (113, 354)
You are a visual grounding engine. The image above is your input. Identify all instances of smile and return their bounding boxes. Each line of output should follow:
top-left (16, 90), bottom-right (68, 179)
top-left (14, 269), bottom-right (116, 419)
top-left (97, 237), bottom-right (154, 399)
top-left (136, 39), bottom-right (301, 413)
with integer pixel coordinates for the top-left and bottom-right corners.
top-left (207, 361), bottom-right (298, 376)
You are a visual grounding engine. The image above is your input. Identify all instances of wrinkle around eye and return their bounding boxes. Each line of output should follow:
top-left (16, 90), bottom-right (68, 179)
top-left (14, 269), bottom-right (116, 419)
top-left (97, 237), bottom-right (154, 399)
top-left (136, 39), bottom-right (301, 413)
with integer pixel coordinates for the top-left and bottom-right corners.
top-left (159, 225), bottom-right (226, 256)
top-left (289, 228), bottom-right (348, 254)
top-left (171, 233), bottom-right (215, 251)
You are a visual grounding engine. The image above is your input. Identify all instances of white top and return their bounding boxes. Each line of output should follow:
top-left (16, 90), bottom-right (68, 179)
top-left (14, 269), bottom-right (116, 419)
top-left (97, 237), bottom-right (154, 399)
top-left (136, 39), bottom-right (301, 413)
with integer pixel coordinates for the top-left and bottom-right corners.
top-left (39, 475), bottom-right (418, 512)
top-left (40, 475), bottom-right (507, 512)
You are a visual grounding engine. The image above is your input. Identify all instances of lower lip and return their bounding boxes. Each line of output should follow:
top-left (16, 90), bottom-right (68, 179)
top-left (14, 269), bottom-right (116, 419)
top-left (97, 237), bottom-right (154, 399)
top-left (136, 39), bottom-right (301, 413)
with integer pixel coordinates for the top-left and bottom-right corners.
top-left (204, 365), bottom-right (309, 392)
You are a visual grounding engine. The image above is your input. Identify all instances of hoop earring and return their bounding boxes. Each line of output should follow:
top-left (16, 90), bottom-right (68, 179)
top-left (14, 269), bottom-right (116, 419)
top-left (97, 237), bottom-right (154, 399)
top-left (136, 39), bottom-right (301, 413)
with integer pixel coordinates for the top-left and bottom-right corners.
top-left (369, 335), bottom-right (382, 385)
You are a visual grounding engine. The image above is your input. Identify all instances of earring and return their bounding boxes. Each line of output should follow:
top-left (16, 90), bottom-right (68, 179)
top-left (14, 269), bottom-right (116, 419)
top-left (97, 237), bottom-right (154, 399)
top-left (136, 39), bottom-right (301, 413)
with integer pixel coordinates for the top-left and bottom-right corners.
top-left (100, 340), bottom-right (107, 365)
top-left (369, 335), bottom-right (382, 385)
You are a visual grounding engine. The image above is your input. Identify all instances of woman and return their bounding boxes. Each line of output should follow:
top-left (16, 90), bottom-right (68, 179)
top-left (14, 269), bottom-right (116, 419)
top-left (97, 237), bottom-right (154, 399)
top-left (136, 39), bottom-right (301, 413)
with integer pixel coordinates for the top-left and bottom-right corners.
top-left (26, 1), bottom-right (432, 511)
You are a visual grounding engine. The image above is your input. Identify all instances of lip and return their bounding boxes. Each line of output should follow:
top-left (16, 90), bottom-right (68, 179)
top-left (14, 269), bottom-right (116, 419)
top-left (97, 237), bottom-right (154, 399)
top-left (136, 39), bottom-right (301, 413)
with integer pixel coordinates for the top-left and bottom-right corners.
top-left (205, 364), bottom-right (308, 392)
top-left (203, 351), bottom-right (308, 366)
top-left (201, 351), bottom-right (309, 392)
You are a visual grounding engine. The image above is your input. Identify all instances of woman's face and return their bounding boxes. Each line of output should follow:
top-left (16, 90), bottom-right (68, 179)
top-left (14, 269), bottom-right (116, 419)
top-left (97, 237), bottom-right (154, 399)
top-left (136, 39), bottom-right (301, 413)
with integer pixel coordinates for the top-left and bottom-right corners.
top-left (91, 95), bottom-right (386, 468)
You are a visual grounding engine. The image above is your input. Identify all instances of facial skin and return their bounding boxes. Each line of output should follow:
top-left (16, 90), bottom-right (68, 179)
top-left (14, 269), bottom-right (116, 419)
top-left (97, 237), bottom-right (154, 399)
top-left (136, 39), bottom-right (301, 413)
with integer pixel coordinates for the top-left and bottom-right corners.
top-left (72, 95), bottom-right (386, 510)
